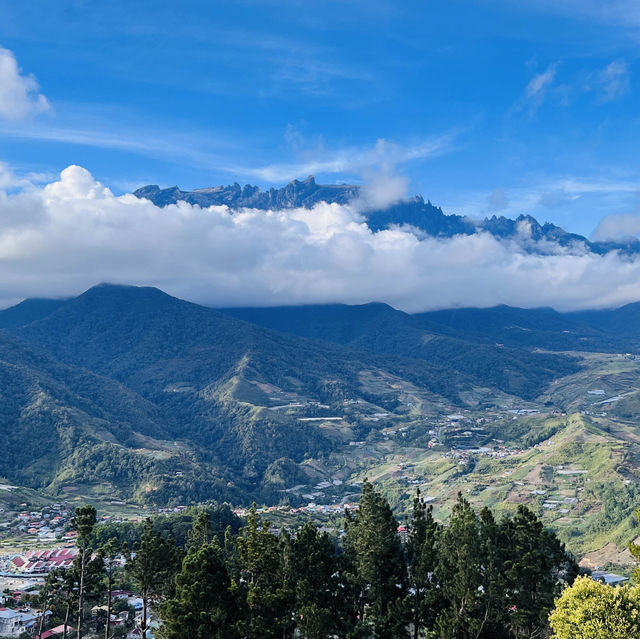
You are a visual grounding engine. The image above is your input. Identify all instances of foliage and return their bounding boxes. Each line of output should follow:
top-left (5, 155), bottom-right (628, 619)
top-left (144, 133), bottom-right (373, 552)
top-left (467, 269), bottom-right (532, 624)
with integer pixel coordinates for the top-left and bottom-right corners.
top-left (158, 540), bottom-right (233, 639)
top-left (549, 577), bottom-right (640, 639)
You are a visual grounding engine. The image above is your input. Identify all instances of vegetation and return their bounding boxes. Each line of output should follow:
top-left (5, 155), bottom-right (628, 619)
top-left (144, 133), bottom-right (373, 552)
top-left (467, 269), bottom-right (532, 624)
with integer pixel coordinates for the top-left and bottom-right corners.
top-left (549, 577), bottom-right (640, 638)
top-left (41, 482), bottom-right (578, 639)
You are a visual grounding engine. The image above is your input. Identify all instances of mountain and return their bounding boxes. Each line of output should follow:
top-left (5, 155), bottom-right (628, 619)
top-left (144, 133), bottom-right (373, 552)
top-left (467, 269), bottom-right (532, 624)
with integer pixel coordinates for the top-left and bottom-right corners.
top-left (413, 305), bottom-right (635, 352)
top-left (4, 286), bottom-right (640, 560)
top-left (8, 284), bottom-right (494, 500)
top-left (0, 298), bottom-right (67, 328)
top-left (133, 177), bottom-right (640, 256)
top-left (568, 302), bottom-right (640, 339)
top-left (0, 283), bottom-right (589, 506)
top-left (0, 330), bottom-right (182, 498)
top-left (222, 302), bottom-right (580, 399)
top-left (134, 175), bottom-right (358, 210)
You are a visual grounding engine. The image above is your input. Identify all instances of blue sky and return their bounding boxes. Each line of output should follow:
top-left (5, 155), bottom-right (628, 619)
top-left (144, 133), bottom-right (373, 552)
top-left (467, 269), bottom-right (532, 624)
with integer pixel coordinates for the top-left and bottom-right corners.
top-left (1, 0), bottom-right (639, 237)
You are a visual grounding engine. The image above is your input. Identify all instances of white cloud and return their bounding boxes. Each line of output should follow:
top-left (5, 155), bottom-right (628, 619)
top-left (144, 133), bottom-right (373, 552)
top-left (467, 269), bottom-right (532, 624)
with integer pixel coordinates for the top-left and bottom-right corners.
top-left (1, 164), bottom-right (640, 312)
top-left (517, 60), bottom-right (631, 114)
top-left (592, 211), bottom-right (640, 241)
top-left (0, 47), bottom-right (50, 120)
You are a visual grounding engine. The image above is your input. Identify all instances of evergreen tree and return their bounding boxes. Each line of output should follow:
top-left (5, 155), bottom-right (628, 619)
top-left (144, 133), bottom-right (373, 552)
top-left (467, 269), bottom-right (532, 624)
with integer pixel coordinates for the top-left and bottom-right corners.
top-left (475, 507), bottom-right (507, 639)
top-left (232, 504), bottom-right (294, 638)
top-left (159, 538), bottom-right (234, 639)
top-left (126, 519), bottom-right (181, 639)
top-left (406, 490), bottom-right (441, 639)
top-left (501, 505), bottom-right (577, 638)
top-left (98, 537), bottom-right (121, 639)
top-left (344, 480), bottom-right (408, 638)
top-left (289, 522), bottom-right (350, 639)
top-left (41, 567), bottom-right (77, 639)
top-left (434, 494), bottom-right (484, 639)
top-left (186, 508), bottom-right (214, 550)
top-left (72, 504), bottom-right (97, 639)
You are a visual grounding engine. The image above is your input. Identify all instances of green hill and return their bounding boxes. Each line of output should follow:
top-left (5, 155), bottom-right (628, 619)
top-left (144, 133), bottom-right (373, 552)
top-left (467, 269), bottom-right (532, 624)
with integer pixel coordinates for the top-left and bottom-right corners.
top-left (223, 303), bottom-right (580, 400)
top-left (7, 284), bottom-right (484, 503)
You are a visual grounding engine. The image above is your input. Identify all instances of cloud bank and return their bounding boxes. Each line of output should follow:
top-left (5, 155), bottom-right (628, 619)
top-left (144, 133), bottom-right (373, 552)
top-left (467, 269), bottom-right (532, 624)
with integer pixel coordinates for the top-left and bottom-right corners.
top-left (1, 165), bottom-right (640, 312)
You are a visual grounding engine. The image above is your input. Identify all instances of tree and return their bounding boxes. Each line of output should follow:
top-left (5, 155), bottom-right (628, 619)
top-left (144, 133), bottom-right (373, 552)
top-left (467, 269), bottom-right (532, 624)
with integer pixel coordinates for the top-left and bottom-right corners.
top-left (549, 576), bottom-right (640, 638)
top-left (158, 539), bottom-right (233, 639)
top-left (99, 537), bottom-right (122, 639)
top-left (186, 508), bottom-right (214, 550)
top-left (627, 507), bottom-right (640, 583)
top-left (38, 567), bottom-right (77, 639)
top-left (126, 519), bottom-right (181, 639)
top-left (72, 505), bottom-right (97, 639)
top-left (406, 490), bottom-right (441, 639)
top-left (344, 480), bottom-right (408, 638)
top-left (289, 522), bottom-right (350, 639)
top-left (434, 494), bottom-right (485, 639)
top-left (232, 504), bottom-right (294, 639)
top-left (501, 505), bottom-right (577, 638)
top-left (475, 507), bottom-right (508, 639)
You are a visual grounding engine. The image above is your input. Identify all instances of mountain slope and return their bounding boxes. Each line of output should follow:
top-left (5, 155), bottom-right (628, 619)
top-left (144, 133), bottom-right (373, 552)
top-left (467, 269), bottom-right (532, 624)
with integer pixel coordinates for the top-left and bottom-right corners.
top-left (222, 302), bottom-right (580, 399)
top-left (0, 298), bottom-right (67, 328)
top-left (414, 305), bottom-right (632, 352)
top-left (568, 302), bottom-right (640, 339)
top-left (0, 331), bottom-right (189, 498)
top-left (14, 285), bottom-right (486, 490)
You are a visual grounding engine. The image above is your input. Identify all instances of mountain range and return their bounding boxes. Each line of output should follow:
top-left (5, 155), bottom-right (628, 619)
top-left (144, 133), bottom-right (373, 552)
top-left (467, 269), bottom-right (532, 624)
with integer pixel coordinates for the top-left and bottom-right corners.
top-left (0, 283), bottom-right (639, 509)
top-left (134, 177), bottom-right (640, 256)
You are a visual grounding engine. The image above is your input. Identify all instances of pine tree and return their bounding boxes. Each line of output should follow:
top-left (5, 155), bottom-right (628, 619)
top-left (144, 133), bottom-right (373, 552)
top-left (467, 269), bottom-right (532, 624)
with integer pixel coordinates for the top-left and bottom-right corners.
top-left (501, 505), bottom-right (577, 638)
top-left (289, 522), bottom-right (349, 639)
top-left (98, 537), bottom-right (121, 639)
top-left (344, 480), bottom-right (408, 639)
top-left (187, 508), bottom-right (214, 550)
top-left (475, 507), bottom-right (507, 639)
top-left (126, 519), bottom-right (181, 639)
top-left (406, 490), bottom-right (441, 639)
top-left (159, 538), bottom-right (234, 639)
top-left (72, 504), bottom-right (97, 639)
top-left (434, 494), bottom-right (484, 639)
top-left (232, 504), bottom-right (294, 639)
top-left (37, 567), bottom-right (76, 639)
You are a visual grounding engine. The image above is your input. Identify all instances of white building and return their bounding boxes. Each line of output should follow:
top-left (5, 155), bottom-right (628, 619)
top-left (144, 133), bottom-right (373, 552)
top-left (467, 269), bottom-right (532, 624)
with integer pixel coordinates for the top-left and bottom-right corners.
top-left (0, 607), bottom-right (47, 636)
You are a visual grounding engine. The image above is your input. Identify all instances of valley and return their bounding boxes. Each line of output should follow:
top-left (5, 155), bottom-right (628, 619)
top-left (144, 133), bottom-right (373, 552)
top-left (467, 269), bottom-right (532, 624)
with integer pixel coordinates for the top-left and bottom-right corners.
top-left (0, 284), bottom-right (639, 570)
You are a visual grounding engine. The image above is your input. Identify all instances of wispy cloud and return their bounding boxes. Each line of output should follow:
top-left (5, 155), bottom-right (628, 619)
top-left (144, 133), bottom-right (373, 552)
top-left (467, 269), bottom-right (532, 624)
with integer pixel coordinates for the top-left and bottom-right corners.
top-left (515, 63), bottom-right (558, 114)
top-left (0, 118), bottom-right (242, 176)
top-left (587, 61), bottom-right (631, 102)
top-left (442, 175), bottom-right (640, 227)
top-left (0, 46), bottom-right (50, 120)
top-left (227, 134), bottom-right (460, 182)
top-left (517, 60), bottom-right (632, 113)
top-left (503, 0), bottom-right (640, 28)
top-left (525, 65), bottom-right (557, 100)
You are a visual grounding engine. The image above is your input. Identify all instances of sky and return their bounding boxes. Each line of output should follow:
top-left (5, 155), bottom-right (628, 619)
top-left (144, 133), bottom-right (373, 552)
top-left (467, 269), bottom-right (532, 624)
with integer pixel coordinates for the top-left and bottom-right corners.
top-left (1, 0), bottom-right (640, 310)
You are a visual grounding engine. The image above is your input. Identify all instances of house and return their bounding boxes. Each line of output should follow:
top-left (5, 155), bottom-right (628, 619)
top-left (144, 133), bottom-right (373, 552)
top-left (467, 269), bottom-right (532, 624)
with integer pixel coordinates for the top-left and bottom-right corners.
top-left (0, 607), bottom-right (49, 636)
top-left (590, 571), bottom-right (629, 586)
top-left (41, 625), bottom-right (74, 639)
